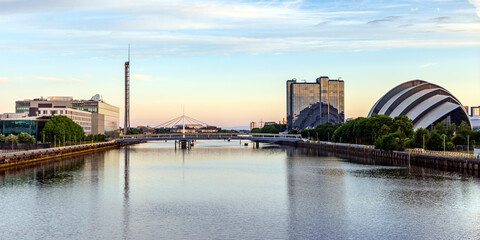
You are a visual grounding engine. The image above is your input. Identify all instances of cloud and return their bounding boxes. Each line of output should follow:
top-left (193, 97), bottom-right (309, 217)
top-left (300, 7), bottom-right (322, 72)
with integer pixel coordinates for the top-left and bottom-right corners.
top-left (0, 0), bottom-right (478, 56)
top-left (37, 76), bottom-right (66, 83)
top-left (132, 74), bottom-right (152, 81)
top-left (37, 76), bottom-right (88, 84)
top-left (72, 78), bottom-right (88, 84)
top-left (367, 16), bottom-right (402, 24)
top-left (0, 77), bottom-right (9, 83)
top-left (419, 62), bottom-right (438, 68)
top-left (432, 16), bottom-right (450, 22)
top-left (469, 0), bottom-right (480, 18)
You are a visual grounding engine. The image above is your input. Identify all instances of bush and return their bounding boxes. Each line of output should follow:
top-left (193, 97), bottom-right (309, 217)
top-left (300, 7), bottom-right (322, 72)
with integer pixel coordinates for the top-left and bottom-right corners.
top-left (5, 134), bottom-right (18, 144)
top-left (18, 132), bottom-right (36, 143)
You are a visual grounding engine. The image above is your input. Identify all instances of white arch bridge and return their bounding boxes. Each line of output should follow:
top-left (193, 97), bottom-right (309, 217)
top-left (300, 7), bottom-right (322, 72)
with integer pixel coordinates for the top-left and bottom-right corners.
top-left (115, 133), bottom-right (301, 148)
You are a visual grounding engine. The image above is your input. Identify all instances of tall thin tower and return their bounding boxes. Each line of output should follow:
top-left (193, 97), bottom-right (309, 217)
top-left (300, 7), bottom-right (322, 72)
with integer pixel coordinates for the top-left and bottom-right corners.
top-left (124, 45), bottom-right (130, 133)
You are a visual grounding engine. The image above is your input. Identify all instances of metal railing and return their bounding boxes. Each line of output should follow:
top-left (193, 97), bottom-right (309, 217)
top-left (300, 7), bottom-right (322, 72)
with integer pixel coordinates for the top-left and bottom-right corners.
top-left (117, 133), bottom-right (302, 140)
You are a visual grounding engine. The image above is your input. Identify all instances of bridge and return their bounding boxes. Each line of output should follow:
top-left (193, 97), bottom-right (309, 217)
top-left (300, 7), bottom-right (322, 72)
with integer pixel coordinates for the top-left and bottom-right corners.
top-left (115, 133), bottom-right (302, 149)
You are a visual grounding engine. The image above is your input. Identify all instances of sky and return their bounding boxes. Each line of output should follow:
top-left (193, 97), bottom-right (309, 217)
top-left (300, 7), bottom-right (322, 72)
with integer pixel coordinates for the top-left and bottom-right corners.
top-left (1, 0), bottom-right (479, 128)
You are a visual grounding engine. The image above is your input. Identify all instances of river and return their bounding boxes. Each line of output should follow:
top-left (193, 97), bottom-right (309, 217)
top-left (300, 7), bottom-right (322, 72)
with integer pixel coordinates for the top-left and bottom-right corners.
top-left (0, 141), bottom-right (479, 239)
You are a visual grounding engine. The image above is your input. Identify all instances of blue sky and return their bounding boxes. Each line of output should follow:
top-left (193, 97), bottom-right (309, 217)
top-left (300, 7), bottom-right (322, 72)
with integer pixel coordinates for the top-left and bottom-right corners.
top-left (1, 0), bottom-right (479, 127)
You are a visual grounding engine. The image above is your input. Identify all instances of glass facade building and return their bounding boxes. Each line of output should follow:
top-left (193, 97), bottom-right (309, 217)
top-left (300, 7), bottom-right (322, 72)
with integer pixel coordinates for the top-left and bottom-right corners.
top-left (0, 118), bottom-right (49, 140)
top-left (287, 77), bottom-right (345, 130)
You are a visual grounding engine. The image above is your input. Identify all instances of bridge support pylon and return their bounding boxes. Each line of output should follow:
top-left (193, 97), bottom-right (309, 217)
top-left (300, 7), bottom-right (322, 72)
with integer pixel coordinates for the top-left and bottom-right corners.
top-left (255, 141), bottom-right (259, 149)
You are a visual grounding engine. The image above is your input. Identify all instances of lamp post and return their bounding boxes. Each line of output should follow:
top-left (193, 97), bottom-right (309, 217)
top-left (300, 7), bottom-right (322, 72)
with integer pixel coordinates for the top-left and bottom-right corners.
top-left (423, 134), bottom-right (425, 150)
top-left (443, 135), bottom-right (446, 154)
top-left (467, 135), bottom-right (470, 155)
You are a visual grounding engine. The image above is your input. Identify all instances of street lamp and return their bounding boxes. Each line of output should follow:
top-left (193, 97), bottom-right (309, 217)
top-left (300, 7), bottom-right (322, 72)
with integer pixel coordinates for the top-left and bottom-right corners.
top-left (443, 134), bottom-right (446, 154)
top-left (467, 135), bottom-right (470, 155)
top-left (423, 134), bottom-right (425, 150)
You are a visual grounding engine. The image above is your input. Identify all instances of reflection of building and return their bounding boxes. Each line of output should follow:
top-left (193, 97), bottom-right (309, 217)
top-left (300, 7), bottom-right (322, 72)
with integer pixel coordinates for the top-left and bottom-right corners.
top-left (286, 76), bottom-right (345, 130)
top-left (368, 80), bottom-right (471, 130)
top-left (14, 95), bottom-right (119, 134)
top-left (38, 107), bottom-right (92, 134)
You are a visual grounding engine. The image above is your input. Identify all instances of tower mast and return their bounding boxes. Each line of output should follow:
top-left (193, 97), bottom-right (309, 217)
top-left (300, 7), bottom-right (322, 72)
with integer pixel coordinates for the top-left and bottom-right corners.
top-left (124, 45), bottom-right (130, 134)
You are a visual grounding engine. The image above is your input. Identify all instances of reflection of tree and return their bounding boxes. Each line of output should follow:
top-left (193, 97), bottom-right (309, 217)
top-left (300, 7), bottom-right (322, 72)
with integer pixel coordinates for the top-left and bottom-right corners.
top-left (293, 102), bottom-right (344, 129)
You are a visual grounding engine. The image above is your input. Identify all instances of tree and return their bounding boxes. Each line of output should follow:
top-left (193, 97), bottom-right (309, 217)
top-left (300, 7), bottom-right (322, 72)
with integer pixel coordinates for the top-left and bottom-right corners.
top-left (412, 128), bottom-right (429, 149)
top-left (452, 135), bottom-right (466, 146)
top-left (377, 124), bottom-right (391, 137)
top-left (41, 115), bottom-right (85, 143)
top-left (427, 130), bottom-right (443, 151)
top-left (0, 134), bottom-right (5, 143)
top-left (433, 120), bottom-right (447, 136)
top-left (6, 134), bottom-right (18, 144)
top-left (393, 115), bottom-right (414, 138)
top-left (18, 132), bottom-right (36, 143)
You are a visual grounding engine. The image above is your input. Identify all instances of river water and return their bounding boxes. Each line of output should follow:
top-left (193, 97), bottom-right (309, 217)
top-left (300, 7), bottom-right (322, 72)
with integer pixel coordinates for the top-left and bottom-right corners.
top-left (0, 141), bottom-right (479, 239)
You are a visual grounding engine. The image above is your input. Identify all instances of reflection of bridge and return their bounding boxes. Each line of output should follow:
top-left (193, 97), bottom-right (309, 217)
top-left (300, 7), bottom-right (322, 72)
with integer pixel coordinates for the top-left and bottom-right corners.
top-left (116, 133), bottom-right (301, 149)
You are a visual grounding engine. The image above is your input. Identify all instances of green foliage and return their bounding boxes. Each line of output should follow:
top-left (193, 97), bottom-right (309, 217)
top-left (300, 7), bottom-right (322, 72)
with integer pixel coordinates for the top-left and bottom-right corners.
top-left (433, 120), bottom-right (447, 136)
top-left (411, 128), bottom-right (429, 149)
top-left (0, 134), bottom-right (5, 143)
top-left (452, 135), bottom-right (466, 146)
top-left (427, 130), bottom-right (443, 151)
top-left (288, 129), bottom-right (299, 134)
top-left (85, 134), bottom-right (108, 142)
top-left (6, 134), bottom-right (18, 144)
top-left (393, 115), bottom-right (414, 138)
top-left (446, 142), bottom-right (455, 151)
top-left (251, 124), bottom-right (286, 134)
top-left (18, 132), bottom-right (36, 143)
top-left (378, 124), bottom-right (391, 137)
top-left (41, 115), bottom-right (85, 143)
top-left (374, 129), bottom-right (406, 151)
top-left (126, 128), bottom-right (140, 135)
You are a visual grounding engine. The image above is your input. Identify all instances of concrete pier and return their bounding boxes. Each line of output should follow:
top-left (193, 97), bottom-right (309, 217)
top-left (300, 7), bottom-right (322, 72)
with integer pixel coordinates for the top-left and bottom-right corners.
top-left (0, 141), bottom-right (139, 169)
top-left (276, 141), bottom-right (480, 177)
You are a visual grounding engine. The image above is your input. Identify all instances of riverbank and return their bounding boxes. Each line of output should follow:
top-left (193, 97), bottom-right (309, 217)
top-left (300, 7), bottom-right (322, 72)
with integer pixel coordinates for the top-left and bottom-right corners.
top-left (276, 141), bottom-right (480, 177)
top-left (0, 141), bottom-right (140, 169)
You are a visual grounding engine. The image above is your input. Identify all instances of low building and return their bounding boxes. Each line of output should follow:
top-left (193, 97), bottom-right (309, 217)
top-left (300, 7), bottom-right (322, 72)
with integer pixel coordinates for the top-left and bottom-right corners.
top-left (1, 112), bottom-right (28, 119)
top-left (0, 117), bottom-right (50, 140)
top-left (471, 106), bottom-right (480, 117)
top-left (15, 94), bottom-right (119, 134)
top-left (199, 126), bottom-right (221, 133)
top-left (38, 107), bottom-right (92, 135)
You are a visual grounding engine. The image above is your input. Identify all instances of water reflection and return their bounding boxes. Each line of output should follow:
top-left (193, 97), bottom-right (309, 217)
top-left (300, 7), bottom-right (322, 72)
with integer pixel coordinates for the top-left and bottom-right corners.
top-left (0, 142), bottom-right (479, 239)
top-left (123, 147), bottom-right (130, 240)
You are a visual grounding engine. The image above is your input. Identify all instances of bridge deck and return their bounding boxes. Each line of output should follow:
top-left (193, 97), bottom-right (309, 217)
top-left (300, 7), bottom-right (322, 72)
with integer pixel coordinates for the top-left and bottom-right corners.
top-left (115, 133), bottom-right (301, 142)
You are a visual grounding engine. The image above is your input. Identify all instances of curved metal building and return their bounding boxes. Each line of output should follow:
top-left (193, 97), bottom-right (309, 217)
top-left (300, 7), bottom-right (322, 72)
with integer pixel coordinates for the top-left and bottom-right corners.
top-left (368, 80), bottom-right (471, 130)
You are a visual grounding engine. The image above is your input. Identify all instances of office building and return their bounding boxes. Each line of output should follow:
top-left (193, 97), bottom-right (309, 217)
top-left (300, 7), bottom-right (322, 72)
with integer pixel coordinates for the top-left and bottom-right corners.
top-left (286, 76), bottom-right (344, 130)
top-left (471, 106), bottom-right (480, 117)
top-left (72, 95), bottom-right (120, 134)
top-left (15, 95), bottom-right (119, 134)
top-left (38, 107), bottom-right (92, 135)
top-left (368, 80), bottom-right (471, 130)
top-left (0, 117), bottom-right (49, 140)
top-left (250, 122), bottom-right (257, 130)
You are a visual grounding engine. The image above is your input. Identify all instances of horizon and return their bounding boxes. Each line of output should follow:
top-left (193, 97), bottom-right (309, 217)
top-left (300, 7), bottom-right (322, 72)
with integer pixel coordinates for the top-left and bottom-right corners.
top-left (1, 0), bottom-right (479, 128)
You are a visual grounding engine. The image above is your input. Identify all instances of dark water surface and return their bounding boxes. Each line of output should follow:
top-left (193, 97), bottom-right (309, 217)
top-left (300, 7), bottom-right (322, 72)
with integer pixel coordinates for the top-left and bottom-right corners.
top-left (0, 141), bottom-right (479, 239)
